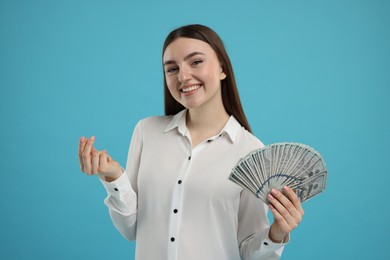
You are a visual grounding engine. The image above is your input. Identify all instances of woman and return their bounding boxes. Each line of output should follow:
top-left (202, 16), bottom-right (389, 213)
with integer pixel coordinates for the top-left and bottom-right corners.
top-left (79, 24), bottom-right (304, 260)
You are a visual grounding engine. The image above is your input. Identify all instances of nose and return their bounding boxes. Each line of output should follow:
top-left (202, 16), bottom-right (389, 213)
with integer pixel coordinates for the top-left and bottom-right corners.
top-left (178, 65), bottom-right (191, 83)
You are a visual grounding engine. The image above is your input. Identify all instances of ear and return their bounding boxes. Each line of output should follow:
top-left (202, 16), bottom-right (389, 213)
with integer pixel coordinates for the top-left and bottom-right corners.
top-left (220, 71), bottom-right (227, 80)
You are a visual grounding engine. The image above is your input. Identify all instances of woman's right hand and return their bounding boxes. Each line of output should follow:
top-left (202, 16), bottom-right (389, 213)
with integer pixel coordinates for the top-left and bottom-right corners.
top-left (78, 136), bottom-right (123, 182)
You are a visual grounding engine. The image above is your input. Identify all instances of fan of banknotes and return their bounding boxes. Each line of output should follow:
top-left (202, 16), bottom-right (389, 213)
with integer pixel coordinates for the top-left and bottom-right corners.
top-left (229, 142), bottom-right (327, 204)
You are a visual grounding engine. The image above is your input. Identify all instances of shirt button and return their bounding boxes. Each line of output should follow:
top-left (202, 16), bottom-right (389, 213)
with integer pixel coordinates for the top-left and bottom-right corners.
top-left (173, 209), bottom-right (178, 213)
top-left (188, 156), bottom-right (191, 160)
top-left (114, 188), bottom-right (118, 191)
top-left (178, 180), bottom-right (182, 184)
top-left (170, 237), bottom-right (175, 242)
top-left (207, 140), bottom-right (212, 143)
top-left (263, 241), bottom-right (269, 246)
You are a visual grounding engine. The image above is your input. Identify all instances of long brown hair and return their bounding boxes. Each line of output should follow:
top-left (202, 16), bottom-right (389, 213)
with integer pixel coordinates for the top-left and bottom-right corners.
top-left (162, 24), bottom-right (252, 133)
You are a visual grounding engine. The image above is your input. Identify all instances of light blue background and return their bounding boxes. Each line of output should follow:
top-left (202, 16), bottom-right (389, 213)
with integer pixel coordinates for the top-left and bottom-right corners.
top-left (1, 0), bottom-right (389, 259)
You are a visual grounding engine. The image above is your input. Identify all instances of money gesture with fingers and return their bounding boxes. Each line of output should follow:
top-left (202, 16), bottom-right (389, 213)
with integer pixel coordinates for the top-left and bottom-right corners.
top-left (78, 136), bottom-right (123, 181)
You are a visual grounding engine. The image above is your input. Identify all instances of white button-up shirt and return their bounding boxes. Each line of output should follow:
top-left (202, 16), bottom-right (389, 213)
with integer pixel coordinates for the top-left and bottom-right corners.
top-left (101, 110), bottom-right (286, 260)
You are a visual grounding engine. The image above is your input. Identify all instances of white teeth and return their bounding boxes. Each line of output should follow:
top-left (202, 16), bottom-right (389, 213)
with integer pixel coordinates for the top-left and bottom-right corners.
top-left (182, 85), bottom-right (201, 93)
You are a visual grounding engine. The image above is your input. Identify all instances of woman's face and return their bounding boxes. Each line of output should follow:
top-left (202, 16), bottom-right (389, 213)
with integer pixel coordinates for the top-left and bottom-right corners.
top-left (163, 37), bottom-right (226, 111)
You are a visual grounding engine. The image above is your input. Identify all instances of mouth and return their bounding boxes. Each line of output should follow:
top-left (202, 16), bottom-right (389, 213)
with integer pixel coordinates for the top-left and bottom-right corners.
top-left (180, 84), bottom-right (202, 93)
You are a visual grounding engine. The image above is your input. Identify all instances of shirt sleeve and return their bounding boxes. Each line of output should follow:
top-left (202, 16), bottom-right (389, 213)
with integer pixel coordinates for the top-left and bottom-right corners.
top-left (238, 190), bottom-right (289, 260)
top-left (99, 121), bottom-right (143, 241)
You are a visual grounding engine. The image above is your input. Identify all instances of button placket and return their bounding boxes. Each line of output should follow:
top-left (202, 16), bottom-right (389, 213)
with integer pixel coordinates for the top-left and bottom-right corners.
top-left (167, 139), bottom-right (209, 259)
top-left (167, 151), bottom-right (192, 260)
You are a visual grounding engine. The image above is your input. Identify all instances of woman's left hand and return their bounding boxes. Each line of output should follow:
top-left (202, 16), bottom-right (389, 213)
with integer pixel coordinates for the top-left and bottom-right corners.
top-left (267, 186), bottom-right (304, 243)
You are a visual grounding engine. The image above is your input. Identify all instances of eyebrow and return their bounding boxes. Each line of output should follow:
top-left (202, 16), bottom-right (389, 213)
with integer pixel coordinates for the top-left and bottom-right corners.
top-left (163, 51), bottom-right (205, 66)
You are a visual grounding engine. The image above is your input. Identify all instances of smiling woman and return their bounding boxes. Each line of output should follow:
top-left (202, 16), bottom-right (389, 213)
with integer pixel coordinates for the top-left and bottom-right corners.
top-left (163, 37), bottom-right (227, 126)
top-left (78, 24), bottom-right (304, 260)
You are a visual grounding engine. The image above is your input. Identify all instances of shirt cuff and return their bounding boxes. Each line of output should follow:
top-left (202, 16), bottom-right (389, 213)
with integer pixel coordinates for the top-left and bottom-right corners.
top-left (99, 172), bottom-right (137, 215)
top-left (252, 227), bottom-right (289, 256)
top-left (264, 226), bottom-right (290, 246)
top-left (100, 172), bottom-right (132, 197)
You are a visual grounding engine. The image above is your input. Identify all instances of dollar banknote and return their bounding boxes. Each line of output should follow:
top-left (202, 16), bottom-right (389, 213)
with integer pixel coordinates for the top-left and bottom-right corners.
top-left (229, 142), bottom-right (327, 204)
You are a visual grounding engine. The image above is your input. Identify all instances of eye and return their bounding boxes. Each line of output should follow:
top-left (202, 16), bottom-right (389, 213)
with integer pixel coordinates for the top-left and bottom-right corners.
top-left (191, 60), bottom-right (203, 66)
top-left (166, 66), bottom-right (178, 73)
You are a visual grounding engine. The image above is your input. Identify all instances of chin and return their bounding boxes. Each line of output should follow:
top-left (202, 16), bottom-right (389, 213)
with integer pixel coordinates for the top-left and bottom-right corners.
top-left (185, 100), bottom-right (207, 110)
top-left (179, 99), bottom-right (201, 110)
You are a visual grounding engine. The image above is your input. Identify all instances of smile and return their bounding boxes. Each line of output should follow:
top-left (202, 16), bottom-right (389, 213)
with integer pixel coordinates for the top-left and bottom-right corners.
top-left (181, 84), bottom-right (202, 93)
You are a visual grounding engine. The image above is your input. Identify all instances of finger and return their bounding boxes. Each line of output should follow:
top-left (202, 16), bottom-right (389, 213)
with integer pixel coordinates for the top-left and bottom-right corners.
top-left (78, 136), bottom-right (87, 172)
top-left (269, 204), bottom-right (290, 232)
top-left (91, 147), bottom-right (100, 174)
top-left (82, 136), bottom-right (95, 174)
top-left (100, 151), bottom-right (123, 180)
top-left (99, 151), bottom-right (108, 173)
top-left (268, 190), bottom-right (298, 227)
top-left (106, 152), bottom-right (113, 162)
top-left (283, 186), bottom-right (304, 216)
top-left (270, 188), bottom-right (301, 218)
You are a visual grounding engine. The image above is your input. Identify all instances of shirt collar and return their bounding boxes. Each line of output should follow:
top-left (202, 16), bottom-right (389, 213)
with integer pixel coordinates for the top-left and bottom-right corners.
top-left (164, 109), bottom-right (188, 136)
top-left (164, 109), bottom-right (242, 143)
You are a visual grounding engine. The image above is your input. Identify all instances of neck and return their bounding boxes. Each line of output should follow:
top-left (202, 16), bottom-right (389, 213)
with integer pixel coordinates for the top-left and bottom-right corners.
top-left (186, 102), bottom-right (230, 142)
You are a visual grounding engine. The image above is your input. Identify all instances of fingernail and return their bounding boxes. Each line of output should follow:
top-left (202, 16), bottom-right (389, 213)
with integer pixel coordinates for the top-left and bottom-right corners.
top-left (80, 136), bottom-right (85, 142)
top-left (90, 136), bottom-right (95, 141)
top-left (284, 186), bottom-right (289, 191)
top-left (271, 189), bottom-right (278, 195)
top-left (268, 194), bottom-right (274, 200)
